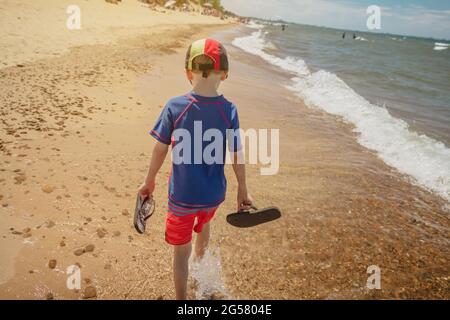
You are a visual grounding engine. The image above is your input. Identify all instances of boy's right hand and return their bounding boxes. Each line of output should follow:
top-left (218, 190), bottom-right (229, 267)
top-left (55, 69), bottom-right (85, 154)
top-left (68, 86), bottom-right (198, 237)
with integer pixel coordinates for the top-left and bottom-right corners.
top-left (138, 181), bottom-right (155, 199)
top-left (237, 186), bottom-right (253, 212)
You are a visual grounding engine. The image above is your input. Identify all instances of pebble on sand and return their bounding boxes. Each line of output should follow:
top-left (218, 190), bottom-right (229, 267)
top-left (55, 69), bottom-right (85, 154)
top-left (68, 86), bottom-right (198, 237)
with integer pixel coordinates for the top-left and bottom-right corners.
top-left (42, 185), bottom-right (55, 193)
top-left (60, 240), bottom-right (66, 247)
top-left (84, 244), bottom-right (95, 252)
top-left (48, 259), bottom-right (57, 269)
top-left (97, 228), bottom-right (107, 238)
top-left (46, 292), bottom-right (54, 300)
top-left (74, 248), bottom-right (85, 256)
top-left (46, 220), bottom-right (55, 228)
top-left (82, 286), bottom-right (97, 299)
top-left (121, 209), bottom-right (129, 216)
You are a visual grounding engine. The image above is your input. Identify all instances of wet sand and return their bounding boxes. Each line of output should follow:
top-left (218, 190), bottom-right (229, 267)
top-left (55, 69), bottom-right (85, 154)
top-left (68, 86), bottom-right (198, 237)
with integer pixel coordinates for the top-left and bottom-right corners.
top-left (1, 14), bottom-right (449, 299)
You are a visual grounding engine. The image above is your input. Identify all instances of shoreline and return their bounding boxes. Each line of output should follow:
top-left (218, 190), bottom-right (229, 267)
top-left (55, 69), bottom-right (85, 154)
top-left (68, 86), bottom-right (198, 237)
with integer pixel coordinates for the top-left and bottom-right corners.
top-left (0, 13), bottom-right (449, 299)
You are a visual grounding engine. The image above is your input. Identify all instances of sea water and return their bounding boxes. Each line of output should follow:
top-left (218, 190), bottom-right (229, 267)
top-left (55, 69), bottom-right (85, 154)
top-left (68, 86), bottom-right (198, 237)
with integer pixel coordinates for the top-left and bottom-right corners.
top-left (232, 20), bottom-right (450, 203)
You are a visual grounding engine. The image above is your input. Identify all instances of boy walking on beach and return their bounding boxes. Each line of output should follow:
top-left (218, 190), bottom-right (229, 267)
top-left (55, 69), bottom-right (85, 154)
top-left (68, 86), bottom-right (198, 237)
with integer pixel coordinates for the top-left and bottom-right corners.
top-left (138, 39), bottom-right (252, 300)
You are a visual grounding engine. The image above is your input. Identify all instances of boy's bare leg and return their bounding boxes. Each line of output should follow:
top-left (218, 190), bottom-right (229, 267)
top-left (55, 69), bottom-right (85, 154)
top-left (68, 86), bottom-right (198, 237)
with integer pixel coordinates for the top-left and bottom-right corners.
top-left (173, 242), bottom-right (192, 300)
top-left (194, 221), bottom-right (210, 260)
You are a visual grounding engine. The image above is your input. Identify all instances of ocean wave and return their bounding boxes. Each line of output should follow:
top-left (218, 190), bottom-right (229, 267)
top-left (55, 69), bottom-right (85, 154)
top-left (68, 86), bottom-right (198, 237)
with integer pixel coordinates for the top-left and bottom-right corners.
top-left (233, 23), bottom-right (450, 203)
top-left (232, 29), bottom-right (309, 76)
top-left (247, 20), bottom-right (264, 30)
top-left (434, 42), bottom-right (449, 51)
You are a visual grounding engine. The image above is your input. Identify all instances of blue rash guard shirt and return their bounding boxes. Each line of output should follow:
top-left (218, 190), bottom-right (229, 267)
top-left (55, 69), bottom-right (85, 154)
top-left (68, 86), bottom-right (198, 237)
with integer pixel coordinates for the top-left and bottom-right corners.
top-left (150, 92), bottom-right (241, 212)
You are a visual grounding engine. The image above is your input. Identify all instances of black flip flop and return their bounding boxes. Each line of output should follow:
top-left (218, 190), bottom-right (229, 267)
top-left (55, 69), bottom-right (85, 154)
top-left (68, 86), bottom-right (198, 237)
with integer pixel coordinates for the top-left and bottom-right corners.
top-left (133, 193), bottom-right (155, 234)
top-left (226, 204), bottom-right (281, 228)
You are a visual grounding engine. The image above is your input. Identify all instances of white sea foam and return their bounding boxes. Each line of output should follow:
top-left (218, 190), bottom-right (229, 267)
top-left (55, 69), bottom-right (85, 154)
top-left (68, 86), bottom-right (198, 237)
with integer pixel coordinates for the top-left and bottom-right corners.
top-left (247, 20), bottom-right (264, 30)
top-left (233, 23), bottom-right (450, 203)
top-left (264, 40), bottom-right (278, 50)
top-left (232, 29), bottom-right (309, 76)
top-left (434, 42), bottom-right (449, 51)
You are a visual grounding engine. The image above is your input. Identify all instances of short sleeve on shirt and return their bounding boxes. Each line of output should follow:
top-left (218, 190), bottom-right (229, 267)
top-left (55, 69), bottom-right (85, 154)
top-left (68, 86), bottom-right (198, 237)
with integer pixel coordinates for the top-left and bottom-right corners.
top-left (227, 104), bottom-right (242, 152)
top-left (150, 104), bottom-right (173, 145)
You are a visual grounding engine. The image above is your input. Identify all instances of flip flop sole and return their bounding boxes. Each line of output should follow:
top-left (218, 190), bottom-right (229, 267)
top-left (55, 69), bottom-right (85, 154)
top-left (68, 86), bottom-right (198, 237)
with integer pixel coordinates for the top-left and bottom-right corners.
top-left (134, 194), bottom-right (146, 234)
top-left (226, 206), bottom-right (281, 228)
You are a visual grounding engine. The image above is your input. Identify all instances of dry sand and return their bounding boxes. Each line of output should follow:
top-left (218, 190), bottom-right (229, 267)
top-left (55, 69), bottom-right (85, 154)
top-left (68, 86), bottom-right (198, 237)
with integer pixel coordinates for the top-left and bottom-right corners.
top-left (0, 1), bottom-right (449, 300)
top-left (0, 0), bottom-right (227, 68)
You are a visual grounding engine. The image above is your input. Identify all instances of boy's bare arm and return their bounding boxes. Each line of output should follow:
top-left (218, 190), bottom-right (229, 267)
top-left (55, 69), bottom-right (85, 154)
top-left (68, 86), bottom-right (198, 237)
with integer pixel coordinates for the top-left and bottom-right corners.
top-left (232, 152), bottom-right (253, 211)
top-left (138, 141), bottom-right (169, 197)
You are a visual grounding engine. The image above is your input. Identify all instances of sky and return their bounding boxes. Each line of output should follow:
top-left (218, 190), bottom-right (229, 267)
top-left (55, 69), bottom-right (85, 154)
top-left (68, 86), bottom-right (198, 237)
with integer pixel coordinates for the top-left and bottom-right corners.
top-left (221, 0), bottom-right (450, 39)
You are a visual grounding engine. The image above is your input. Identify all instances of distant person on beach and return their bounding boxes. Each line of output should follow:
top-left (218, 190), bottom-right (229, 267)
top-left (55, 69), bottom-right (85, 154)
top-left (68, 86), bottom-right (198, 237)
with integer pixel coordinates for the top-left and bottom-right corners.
top-left (342, 32), bottom-right (346, 39)
top-left (353, 33), bottom-right (356, 39)
top-left (138, 39), bottom-right (253, 300)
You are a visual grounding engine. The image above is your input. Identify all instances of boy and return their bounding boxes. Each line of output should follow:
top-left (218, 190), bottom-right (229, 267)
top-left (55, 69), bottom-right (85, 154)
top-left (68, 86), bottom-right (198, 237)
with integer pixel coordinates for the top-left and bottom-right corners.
top-left (137, 38), bottom-right (252, 300)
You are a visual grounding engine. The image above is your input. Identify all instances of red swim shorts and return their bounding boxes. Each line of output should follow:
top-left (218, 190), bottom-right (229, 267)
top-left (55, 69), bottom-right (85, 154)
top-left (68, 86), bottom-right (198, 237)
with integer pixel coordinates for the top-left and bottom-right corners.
top-left (165, 205), bottom-right (218, 245)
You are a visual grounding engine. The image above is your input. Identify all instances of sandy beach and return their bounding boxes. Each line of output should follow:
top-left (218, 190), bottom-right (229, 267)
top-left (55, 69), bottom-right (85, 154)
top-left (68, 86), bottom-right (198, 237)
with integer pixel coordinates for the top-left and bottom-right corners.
top-left (1, 1), bottom-right (449, 300)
